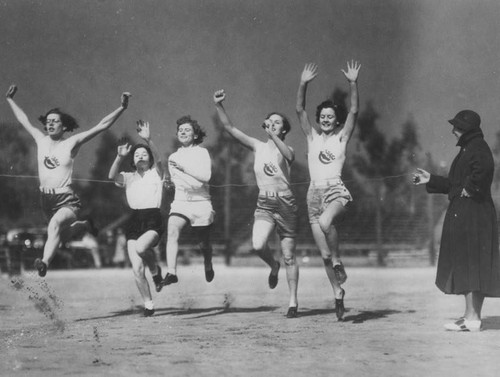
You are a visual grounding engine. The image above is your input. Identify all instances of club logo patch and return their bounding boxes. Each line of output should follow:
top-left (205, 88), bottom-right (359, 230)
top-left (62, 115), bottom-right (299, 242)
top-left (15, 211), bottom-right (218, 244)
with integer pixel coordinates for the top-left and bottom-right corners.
top-left (263, 162), bottom-right (278, 177)
top-left (43, 156), bottom-right (60, 170)
top-left (318, 150), bottom-right (335, 164)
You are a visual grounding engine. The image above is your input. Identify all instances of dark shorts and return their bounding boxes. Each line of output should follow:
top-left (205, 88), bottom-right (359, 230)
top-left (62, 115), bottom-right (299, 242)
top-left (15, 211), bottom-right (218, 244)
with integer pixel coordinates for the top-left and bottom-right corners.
top-left (254, 192), bottom-right (298, 239)
top-left (40, 191), bottom-right (82, 221)
top-left (126, 208), bottom-right (164, 242)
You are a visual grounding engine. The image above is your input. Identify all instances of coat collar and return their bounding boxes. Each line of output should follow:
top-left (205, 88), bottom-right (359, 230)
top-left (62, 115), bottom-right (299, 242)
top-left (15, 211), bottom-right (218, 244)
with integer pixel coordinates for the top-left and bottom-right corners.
top-left (457, 128), bottom-right (484, 147)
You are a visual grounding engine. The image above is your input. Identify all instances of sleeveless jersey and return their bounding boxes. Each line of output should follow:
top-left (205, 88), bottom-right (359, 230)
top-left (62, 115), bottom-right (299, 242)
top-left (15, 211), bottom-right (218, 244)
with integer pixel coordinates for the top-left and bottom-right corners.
top-left (36, 136), bottom-right (74, 188)
top-left (307, 131), bottom-right (345, 184)
top-left (254, 141), bottom-right (291, 192)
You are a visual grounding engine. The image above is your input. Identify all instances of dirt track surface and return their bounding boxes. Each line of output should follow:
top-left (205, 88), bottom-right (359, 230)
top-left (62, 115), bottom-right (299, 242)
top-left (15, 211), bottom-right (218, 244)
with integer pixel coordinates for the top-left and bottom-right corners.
top-left (2, 264), bottom-right (500, 376)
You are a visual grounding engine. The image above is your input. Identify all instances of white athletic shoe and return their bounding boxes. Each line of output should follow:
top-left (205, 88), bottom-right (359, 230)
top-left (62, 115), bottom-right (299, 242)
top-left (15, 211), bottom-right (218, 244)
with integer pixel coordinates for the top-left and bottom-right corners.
top-left (444, 318), bottom-right (482, 332)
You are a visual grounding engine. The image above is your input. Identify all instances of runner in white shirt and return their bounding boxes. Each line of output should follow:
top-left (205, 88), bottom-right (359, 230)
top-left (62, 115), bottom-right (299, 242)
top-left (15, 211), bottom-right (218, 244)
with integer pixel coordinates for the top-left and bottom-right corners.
top-left (108, 121), bottom-right (164, 317)
top-left (163, 116), bottom-right (215, 286)
top-left (5, 85), bottom-right (130, 277)
top-left (214, 90), bottom-right (299, 318)
top-left (296, 61), bottom-right (360, 320)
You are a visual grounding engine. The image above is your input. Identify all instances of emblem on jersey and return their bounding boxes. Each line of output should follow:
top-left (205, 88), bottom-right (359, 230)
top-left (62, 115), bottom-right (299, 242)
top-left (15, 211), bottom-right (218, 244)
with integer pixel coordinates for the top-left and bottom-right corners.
top-left (43, 156), bottom-right (60, 170)
top-left (318, 150), bottom-right (336, 164)
top-left (263, 162), bottom-right (278, 177)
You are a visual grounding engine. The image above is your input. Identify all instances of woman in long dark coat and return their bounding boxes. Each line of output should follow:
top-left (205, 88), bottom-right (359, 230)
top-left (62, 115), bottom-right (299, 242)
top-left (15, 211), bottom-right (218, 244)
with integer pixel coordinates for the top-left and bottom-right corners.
top-left (414, 110), bottom-right (500, 332)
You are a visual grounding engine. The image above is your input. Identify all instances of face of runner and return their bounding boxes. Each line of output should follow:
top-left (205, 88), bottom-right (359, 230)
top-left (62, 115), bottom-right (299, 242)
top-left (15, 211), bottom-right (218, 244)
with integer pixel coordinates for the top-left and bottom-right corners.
top-left (133, 147), bottom-right (150, 169)
top-left (319, 107), bottom-right (337, 134)
top-left (45, 114), bottom-right (65, 139)
top-left (177, 123), bottom-right (195, 147)
top-left (265, 114), bottom-right (286, 138)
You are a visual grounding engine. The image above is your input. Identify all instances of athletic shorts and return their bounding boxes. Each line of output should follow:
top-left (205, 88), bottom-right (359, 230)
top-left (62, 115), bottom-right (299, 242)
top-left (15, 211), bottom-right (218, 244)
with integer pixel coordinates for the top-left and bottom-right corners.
top-left (126, 208), bottom-right (164, 242)
top-left (169, 200), bottom-right (215, 227)
top-left (40, 190), bottom-right (82, 220)
top-left (254, 191), bottom-right (298, 239)
top-left (307, 180), bottom-right (352, 224)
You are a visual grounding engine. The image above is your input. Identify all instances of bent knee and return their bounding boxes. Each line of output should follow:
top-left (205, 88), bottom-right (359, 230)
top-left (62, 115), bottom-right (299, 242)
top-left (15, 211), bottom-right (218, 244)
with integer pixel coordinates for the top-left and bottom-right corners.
top-left (284, 255), bottom-right (296, 266)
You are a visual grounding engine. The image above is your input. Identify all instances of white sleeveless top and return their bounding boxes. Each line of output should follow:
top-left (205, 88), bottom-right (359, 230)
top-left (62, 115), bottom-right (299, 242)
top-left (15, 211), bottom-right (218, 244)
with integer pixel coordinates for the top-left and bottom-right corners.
top-left (253, 141), bottom-right (292, 192)
top-left (307, 131), bottom-right (346, 184)
top-left (36, 136), bottom-right (74, 188)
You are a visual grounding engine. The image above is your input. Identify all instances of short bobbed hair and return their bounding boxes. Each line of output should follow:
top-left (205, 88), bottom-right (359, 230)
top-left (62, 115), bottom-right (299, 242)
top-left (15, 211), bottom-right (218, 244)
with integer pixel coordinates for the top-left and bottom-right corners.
top-left (130, 143), bottom-right (154, 170)
top-left (176, 115), bottom-right (206, 144)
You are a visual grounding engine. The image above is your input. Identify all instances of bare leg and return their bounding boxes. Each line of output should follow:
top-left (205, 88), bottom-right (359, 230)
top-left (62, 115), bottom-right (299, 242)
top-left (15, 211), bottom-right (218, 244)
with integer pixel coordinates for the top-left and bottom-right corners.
top-left (319, 201), bottom-right (347, 262)
top-left (165, 216), bottom-right (188, 276)
top-left (135, 230), bottom-right (160, 274)
top-left (311, 223), bottom-right (342, 299)
top-left (464, 291), bottom-right (485, 321)
top-left (127, 240), bottom-right (153, 304)
top-left (252, 220), bottom-right (279, 269)
top-left (281, 237), bottom-right (298, 308)
top-left (42, 207), bottom-right (78, 266)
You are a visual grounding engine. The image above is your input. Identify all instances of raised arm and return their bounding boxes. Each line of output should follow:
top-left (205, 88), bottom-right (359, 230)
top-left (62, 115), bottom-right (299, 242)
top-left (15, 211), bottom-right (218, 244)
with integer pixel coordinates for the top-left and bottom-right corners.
top-left (213, 90), bottom-right (259, 150)
top-left (296, 63), bottom-right (320, 137)
top-left (69, 92), bottom-right (131, 156)
top-left (136, 120), bottom-right (163, 178)
top-left (5, 85), bottom-right (44, 141)
top-left (340, 61), bottom-right (361, 142)
top-left (262, 119), bottom-right (295, 163)
top-left (108, 138), bottom-right (131, 185)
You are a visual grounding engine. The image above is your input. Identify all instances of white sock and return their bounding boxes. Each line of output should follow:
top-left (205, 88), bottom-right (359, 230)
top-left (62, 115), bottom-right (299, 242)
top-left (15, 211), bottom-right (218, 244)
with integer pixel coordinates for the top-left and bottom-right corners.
top-left (144, 300), bottom-right (154, 310)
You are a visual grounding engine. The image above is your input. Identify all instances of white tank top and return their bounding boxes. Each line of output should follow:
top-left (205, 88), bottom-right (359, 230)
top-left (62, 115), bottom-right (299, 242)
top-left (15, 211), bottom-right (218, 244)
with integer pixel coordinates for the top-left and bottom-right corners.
top-left (253, 141), bottom-right (291, 192)
top-left (36, 136), bottom-right (74, 188)
top-left (307, 132), bottom-right (345, 184)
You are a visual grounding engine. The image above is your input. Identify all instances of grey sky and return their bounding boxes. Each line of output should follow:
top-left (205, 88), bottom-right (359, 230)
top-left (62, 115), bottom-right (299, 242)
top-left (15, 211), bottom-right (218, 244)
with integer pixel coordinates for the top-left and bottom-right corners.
top-left (1, 0), bottom-right (499, 177)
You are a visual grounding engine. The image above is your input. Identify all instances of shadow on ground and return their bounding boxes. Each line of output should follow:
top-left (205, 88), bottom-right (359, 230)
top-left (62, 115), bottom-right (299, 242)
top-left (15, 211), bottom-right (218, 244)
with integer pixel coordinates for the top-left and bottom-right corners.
top-left (75, 305), bottom-right (280, 321)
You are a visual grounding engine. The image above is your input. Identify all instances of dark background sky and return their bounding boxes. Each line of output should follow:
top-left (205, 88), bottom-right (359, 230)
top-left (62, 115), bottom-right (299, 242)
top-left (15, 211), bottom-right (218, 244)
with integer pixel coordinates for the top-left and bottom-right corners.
top-left (1, 0), bottom-right (499, 177)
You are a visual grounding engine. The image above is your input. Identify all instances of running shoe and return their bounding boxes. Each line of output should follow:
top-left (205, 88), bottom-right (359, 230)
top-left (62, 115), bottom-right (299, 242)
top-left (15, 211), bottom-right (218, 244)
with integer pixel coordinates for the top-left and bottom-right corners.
top-left (34, 258), bottom-right (47, 277)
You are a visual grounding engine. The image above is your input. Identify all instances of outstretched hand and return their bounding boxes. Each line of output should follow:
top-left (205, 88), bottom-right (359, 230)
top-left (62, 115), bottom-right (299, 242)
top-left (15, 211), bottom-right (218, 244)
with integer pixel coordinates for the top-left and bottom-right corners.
top-left (6, 84), bottom-right (17, 99)
top-left (341, 60), bottom-right (361, 83)
top-left (300, 63), bottom-right (318, 83)
top-left (213, 89), bottom-right (226, 104)
top-left (136, 120), bottom-right (150, 141)
top-left (121, 92), bottom-right (132, 109)
top-left (117, 138), bottom-right (131, 157)
top-left (412, 168), bottom-right (430, 185)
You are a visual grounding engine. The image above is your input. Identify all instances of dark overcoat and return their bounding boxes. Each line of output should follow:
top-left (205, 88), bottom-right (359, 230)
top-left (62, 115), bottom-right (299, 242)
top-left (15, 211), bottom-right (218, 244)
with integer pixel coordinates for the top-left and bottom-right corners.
top-left (427, 129), bottom-right (500, 296)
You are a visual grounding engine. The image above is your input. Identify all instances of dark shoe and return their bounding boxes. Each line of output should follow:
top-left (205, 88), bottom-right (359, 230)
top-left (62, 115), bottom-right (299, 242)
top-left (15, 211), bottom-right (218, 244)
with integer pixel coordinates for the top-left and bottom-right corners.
top-left (34, 258), bottom-right (47, 277)
top-left (286, 305), bottom-right (298, 318)
top-left (205, 267), bottom-right (215, 283)
top-left (268, 262), bottom-right (280, 289)
top-left (144, 308), bottom-right (155, 317)
top-left (152, 266), bottom-right (163, 292)
top-left (163, 273), bottom-right (178, 286)
top-left (335, 288), bottom-right (345, 321)
top-left (333, 262), bottom-right (347, 284)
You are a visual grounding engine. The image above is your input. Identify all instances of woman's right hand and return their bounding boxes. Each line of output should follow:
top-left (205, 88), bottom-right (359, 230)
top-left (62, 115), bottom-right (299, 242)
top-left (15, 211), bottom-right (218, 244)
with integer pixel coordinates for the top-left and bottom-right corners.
top-left (213, 89), bottom-right (226, 104)
top-left (6, 84), bottom-right (17, 99)
top-left (300, 63), bottom-right (318, 84)
top-left (117, 138), bottom-right (131, 157)
top-left (412, 168), bottom-right (430, 185)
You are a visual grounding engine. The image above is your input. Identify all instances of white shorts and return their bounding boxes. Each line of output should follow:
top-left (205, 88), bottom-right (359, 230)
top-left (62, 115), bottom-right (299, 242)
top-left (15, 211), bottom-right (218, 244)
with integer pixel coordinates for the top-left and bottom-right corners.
top-left (169, 200), bottom-right (215, 227)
